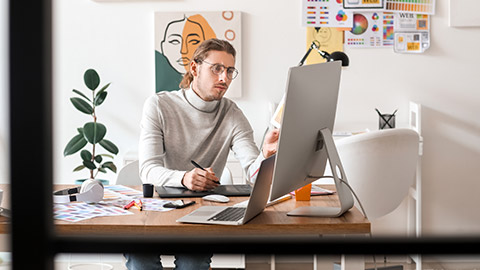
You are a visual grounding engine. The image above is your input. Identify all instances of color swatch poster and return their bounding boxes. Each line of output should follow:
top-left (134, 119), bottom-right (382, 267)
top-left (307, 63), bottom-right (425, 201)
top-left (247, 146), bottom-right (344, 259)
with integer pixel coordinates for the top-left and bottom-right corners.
top-left (345, 12), bottom-right (395, 48)
top-left (385, 0), bottom-right (435, 15)
top-left (306, 27), bottom-right (345, 65)
top-left (344, 0), bottom-right (384, 10)
top-left (302, 0), bottom-right (353, 28)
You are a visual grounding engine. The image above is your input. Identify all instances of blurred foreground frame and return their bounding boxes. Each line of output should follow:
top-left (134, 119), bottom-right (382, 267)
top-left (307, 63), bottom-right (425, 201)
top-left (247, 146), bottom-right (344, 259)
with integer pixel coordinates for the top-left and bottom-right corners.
top-left (8, 0), bottom-right (480, 270)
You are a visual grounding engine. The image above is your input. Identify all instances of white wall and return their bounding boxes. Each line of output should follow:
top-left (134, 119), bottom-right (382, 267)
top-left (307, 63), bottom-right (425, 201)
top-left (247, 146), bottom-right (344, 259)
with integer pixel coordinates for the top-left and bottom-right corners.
top-left (52, 0), bottom-right (480, 236)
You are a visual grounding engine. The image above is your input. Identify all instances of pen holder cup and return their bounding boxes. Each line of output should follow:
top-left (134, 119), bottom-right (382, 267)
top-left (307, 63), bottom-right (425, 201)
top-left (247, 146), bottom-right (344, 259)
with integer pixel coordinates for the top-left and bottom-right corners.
top-left (295, 184), bottom-right (311, 201)
top-left (379, 114), bottom-right (396, 129)
top-left (143, 184), bottom-right (154, 198)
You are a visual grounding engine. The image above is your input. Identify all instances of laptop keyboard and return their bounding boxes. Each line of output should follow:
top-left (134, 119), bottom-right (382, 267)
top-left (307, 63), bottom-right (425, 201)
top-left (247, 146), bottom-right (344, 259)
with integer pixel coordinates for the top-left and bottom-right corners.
top-left (208, 207), bottom-right (246, 222)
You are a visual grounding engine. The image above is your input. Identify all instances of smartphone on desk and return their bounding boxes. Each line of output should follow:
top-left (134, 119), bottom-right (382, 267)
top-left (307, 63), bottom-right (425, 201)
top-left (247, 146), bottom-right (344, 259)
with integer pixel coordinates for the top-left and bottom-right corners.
top-left (164, 200), bottom-right (196, 209)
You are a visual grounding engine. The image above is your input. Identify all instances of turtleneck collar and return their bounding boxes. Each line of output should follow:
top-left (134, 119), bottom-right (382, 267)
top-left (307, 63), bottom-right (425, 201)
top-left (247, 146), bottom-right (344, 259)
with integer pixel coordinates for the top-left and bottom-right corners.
top-left (184, 86), bottom-right (220, 113)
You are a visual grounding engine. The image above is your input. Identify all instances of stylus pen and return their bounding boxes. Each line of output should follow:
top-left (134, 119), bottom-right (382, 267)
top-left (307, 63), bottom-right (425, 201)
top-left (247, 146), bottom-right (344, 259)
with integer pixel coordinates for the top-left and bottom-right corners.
top-left (190, 160), bottom-right (220, 184)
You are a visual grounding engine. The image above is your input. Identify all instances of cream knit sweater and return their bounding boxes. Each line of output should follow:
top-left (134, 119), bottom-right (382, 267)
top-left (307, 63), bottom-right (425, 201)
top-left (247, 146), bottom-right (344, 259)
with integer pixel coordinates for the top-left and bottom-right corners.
top-left (138, 88), bottom-right (263, 187)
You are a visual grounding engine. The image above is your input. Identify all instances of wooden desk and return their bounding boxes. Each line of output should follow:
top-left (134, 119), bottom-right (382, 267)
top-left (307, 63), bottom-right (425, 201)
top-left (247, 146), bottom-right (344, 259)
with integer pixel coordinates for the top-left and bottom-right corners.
top-left (0, 184), bottom-right (370, 270)
top-left (52, 185), bottom-right (369, 236)
top-left (1, 184), bottom-right (369, 236)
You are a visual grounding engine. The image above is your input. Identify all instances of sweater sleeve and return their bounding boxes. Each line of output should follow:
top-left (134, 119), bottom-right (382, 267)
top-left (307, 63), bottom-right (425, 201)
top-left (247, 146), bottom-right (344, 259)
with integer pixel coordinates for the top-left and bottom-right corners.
top-left (229, 106), bottom-right (264, 184)
top-left (138, 95), bottom-right (186, 187)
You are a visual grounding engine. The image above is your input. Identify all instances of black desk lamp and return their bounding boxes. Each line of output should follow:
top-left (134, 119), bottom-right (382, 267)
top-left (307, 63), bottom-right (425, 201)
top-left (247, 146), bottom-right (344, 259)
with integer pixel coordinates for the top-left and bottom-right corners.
top-left (298, 40), bottom-right (349, 67)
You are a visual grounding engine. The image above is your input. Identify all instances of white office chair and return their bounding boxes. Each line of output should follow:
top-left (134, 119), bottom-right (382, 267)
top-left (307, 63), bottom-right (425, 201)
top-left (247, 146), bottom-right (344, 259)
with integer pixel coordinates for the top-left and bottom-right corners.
top-left (335, 128), bottom-right (419, 270)
top-left (116, 160), bottom-right (233, 185)
top-left (335, 128), bottom-right (419, 221)
top-left (116, 160), bottom-right (142, 185)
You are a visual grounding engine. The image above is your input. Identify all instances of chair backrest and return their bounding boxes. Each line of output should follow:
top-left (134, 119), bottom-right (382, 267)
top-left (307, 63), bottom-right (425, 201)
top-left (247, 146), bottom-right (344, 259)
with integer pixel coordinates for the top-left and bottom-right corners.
top-left (116, 160), bottom-right (142, 185)
top-left (335, 128), bottom-right (419, 220)
top-left (116, 160), bottom-right (234, 186)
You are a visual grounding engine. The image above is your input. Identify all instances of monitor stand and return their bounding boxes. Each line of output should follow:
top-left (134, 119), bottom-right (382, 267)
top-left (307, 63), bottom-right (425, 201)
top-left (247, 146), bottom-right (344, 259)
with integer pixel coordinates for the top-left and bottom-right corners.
top-left (287, 128), bottom-right (354, 217)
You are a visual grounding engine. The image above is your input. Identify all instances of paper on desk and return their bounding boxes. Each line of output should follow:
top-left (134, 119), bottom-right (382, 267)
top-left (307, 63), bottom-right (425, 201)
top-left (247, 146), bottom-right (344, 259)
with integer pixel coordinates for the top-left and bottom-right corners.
top-left (289, 185), bottom-right (335, 196)
top-left (53, 202), bottom-right (133, 223)
top-left (141, 198), bottom-right (175, 212)
top-left (104, 185), bottom-right (143, 200)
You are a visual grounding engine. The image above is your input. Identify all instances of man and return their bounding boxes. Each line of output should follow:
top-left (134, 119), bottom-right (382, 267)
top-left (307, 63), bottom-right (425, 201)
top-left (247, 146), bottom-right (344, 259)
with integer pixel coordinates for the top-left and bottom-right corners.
top-left (125, 39), bottom-right (278, 269)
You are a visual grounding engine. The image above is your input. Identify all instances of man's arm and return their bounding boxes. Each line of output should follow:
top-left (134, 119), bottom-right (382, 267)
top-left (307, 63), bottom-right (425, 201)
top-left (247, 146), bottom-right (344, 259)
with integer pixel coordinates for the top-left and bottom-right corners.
top-left (230, 107), bottom-right (278, 183)
top-left (138, 95), bottom-right (186, 187)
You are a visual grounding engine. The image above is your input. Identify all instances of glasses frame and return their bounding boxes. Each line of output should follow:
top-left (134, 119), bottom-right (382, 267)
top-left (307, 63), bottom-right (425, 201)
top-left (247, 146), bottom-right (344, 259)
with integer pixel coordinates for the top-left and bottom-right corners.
top-left (201, 60), bottom-right (239, 80)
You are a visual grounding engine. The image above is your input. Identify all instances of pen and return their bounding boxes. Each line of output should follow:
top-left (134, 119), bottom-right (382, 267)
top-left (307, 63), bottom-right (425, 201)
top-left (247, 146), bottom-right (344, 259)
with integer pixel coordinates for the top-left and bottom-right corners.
top-left (383, 109), bottom-right (398, 128)
top-left (375, 108), bottom-right (393, 129)
top-left (123, 200), bottom-right (135, 210)
top-left (138, 200), bottom-right (143, 211)
top-left (190, 160), bottom-right (220, 184)
top-left (133, 200), bottom-right (142, 211)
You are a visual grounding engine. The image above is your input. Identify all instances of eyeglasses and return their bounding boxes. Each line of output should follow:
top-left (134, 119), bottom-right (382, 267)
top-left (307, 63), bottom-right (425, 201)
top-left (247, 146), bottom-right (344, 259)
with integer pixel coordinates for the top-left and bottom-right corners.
top-left (201, 60), bottom-right (239, 80)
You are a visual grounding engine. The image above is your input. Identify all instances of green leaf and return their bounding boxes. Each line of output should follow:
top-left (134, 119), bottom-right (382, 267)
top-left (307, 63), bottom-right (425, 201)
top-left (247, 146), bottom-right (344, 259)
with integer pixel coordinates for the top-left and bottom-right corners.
top-left (99, 139), bottom-right (119, 155)
top-left (98, 168), bottom-right (107, 173)
top-left (94, 155), bottom-right (103, 163)
top-left (97, 83), bottom-right (110, 96)
top-left (80, 150), bottom-right (92, 162)
top-left (72, 89), bottom-right (91, 102)
top-left (83, 160), bottom-right (96, 170)
top-left (83, 122), bottom-right (107, 144)
top-left (64, 134), bottom-right (88, 156)
top-left (84, 69), bottom-right (100, 90)
top-left (100, 154), bottom-right (114, 159)
top-left (77, 127), bottom-right (84, 135)
top-left (70, 97), bottom-right (93, 115)
top-left (73, 165), bottom-right (86, 172)
top-left (102, 161), bottom-right (117, 173)
top-left (94, 91), bottom-right (108, 106)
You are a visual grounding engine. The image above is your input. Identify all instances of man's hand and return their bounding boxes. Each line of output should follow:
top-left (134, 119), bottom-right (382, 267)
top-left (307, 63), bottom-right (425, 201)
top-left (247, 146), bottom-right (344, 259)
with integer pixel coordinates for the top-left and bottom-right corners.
top-left (262, 128), bottom-right (279, 158)
top-left (182, 167), bottom-right (220, 191)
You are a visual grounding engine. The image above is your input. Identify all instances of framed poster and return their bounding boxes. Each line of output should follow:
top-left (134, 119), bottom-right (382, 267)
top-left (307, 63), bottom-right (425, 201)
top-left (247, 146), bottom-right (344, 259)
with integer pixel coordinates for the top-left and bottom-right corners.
top-left (154, 11), bottom-right (242, 98)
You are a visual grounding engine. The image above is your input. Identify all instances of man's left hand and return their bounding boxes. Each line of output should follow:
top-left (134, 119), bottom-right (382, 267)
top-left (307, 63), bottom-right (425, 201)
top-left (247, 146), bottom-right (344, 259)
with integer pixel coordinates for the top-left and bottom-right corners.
top-left (262, 128), bottom-right (279, 158)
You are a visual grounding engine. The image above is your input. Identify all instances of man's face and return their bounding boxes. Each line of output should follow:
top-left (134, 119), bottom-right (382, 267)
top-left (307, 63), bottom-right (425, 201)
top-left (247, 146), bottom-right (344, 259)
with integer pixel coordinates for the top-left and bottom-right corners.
top-left (191, 50), bottom-right (235, 102)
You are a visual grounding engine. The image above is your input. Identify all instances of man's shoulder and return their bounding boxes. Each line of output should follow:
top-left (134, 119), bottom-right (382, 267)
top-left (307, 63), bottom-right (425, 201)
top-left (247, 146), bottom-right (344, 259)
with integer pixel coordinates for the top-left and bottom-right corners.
top-left (149, 89), bottom-right (184, 103)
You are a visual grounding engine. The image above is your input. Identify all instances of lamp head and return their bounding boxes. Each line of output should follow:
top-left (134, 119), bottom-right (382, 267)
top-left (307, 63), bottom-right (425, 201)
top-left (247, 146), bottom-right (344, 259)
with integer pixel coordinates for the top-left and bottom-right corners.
top-left (329, 51), bottom-right (349, 67)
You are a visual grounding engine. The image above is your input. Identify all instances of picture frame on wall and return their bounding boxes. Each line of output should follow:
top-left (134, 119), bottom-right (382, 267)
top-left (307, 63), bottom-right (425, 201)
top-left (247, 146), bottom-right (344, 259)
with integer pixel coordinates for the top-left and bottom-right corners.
top-left (154, 11), bottom-right (242, 98)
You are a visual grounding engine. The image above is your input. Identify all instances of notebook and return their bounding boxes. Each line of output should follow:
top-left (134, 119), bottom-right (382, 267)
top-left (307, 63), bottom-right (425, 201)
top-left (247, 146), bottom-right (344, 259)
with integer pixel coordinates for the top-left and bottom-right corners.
top-left (155, 184), bottom-right (252, 198)
top-left (176, 154), bottom-right (275, 225)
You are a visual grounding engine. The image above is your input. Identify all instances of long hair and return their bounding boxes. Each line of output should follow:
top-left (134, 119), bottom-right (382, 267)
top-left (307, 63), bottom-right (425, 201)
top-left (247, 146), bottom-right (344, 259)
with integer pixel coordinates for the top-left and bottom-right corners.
top-left (179, 38), bottom-right (236, 89)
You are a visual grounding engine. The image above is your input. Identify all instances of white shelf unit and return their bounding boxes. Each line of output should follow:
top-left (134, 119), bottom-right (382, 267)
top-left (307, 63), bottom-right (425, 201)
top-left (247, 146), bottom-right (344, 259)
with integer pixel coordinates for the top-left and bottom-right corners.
top-left (407, 101), bottom-right (423, 270)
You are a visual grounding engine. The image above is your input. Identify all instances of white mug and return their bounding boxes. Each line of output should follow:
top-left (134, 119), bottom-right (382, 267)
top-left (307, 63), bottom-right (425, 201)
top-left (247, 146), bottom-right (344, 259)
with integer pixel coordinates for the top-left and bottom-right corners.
top-left (0, 188), bottom-right (3, 209)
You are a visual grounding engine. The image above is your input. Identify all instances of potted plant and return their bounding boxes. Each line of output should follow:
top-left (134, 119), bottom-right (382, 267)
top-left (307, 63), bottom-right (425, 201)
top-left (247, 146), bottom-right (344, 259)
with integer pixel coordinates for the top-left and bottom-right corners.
top-left (63, 68), bottom-right (119, 185)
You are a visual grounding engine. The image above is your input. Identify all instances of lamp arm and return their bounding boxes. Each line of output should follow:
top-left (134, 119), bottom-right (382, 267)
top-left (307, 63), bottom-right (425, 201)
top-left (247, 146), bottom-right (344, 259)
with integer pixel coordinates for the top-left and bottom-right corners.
top-left (298, 40), bottom-right (334, 66)
top-left (298, 45), bottom-right (314, 67)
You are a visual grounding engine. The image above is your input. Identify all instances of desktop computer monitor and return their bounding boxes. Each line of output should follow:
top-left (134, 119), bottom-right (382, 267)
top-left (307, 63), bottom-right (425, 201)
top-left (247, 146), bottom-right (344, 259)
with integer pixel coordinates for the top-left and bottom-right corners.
top-left (269, 61), bottom-right (354, 217)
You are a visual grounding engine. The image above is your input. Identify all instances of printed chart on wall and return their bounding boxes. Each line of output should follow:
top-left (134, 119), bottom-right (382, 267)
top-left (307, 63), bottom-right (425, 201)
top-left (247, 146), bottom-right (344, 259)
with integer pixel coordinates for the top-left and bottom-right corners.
top-left (343, 0), bottom-right (384, 10)
top-left (385, 0), bottom-right (435, 15)
top-left (302, 0), bottom-right (353, 28)
top-left (345, 12), bottom-right (395, 48)
top-left (154, 11), bottom-right (242, 98)
top-left (394, 13), bottom-right (430, 53)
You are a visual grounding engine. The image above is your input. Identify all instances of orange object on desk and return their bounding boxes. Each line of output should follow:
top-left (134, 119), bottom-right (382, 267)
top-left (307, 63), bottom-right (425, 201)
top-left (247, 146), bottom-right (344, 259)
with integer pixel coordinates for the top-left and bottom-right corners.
top-left (294, 183), bottom-right (311, 201)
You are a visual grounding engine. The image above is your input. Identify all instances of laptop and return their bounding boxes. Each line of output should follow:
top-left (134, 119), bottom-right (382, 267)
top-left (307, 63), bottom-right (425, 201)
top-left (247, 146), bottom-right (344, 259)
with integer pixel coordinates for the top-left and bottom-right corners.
top-left (176, 154), bottom-right (275, 225)
top-left (156, 184), bottom-right (252, 198)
